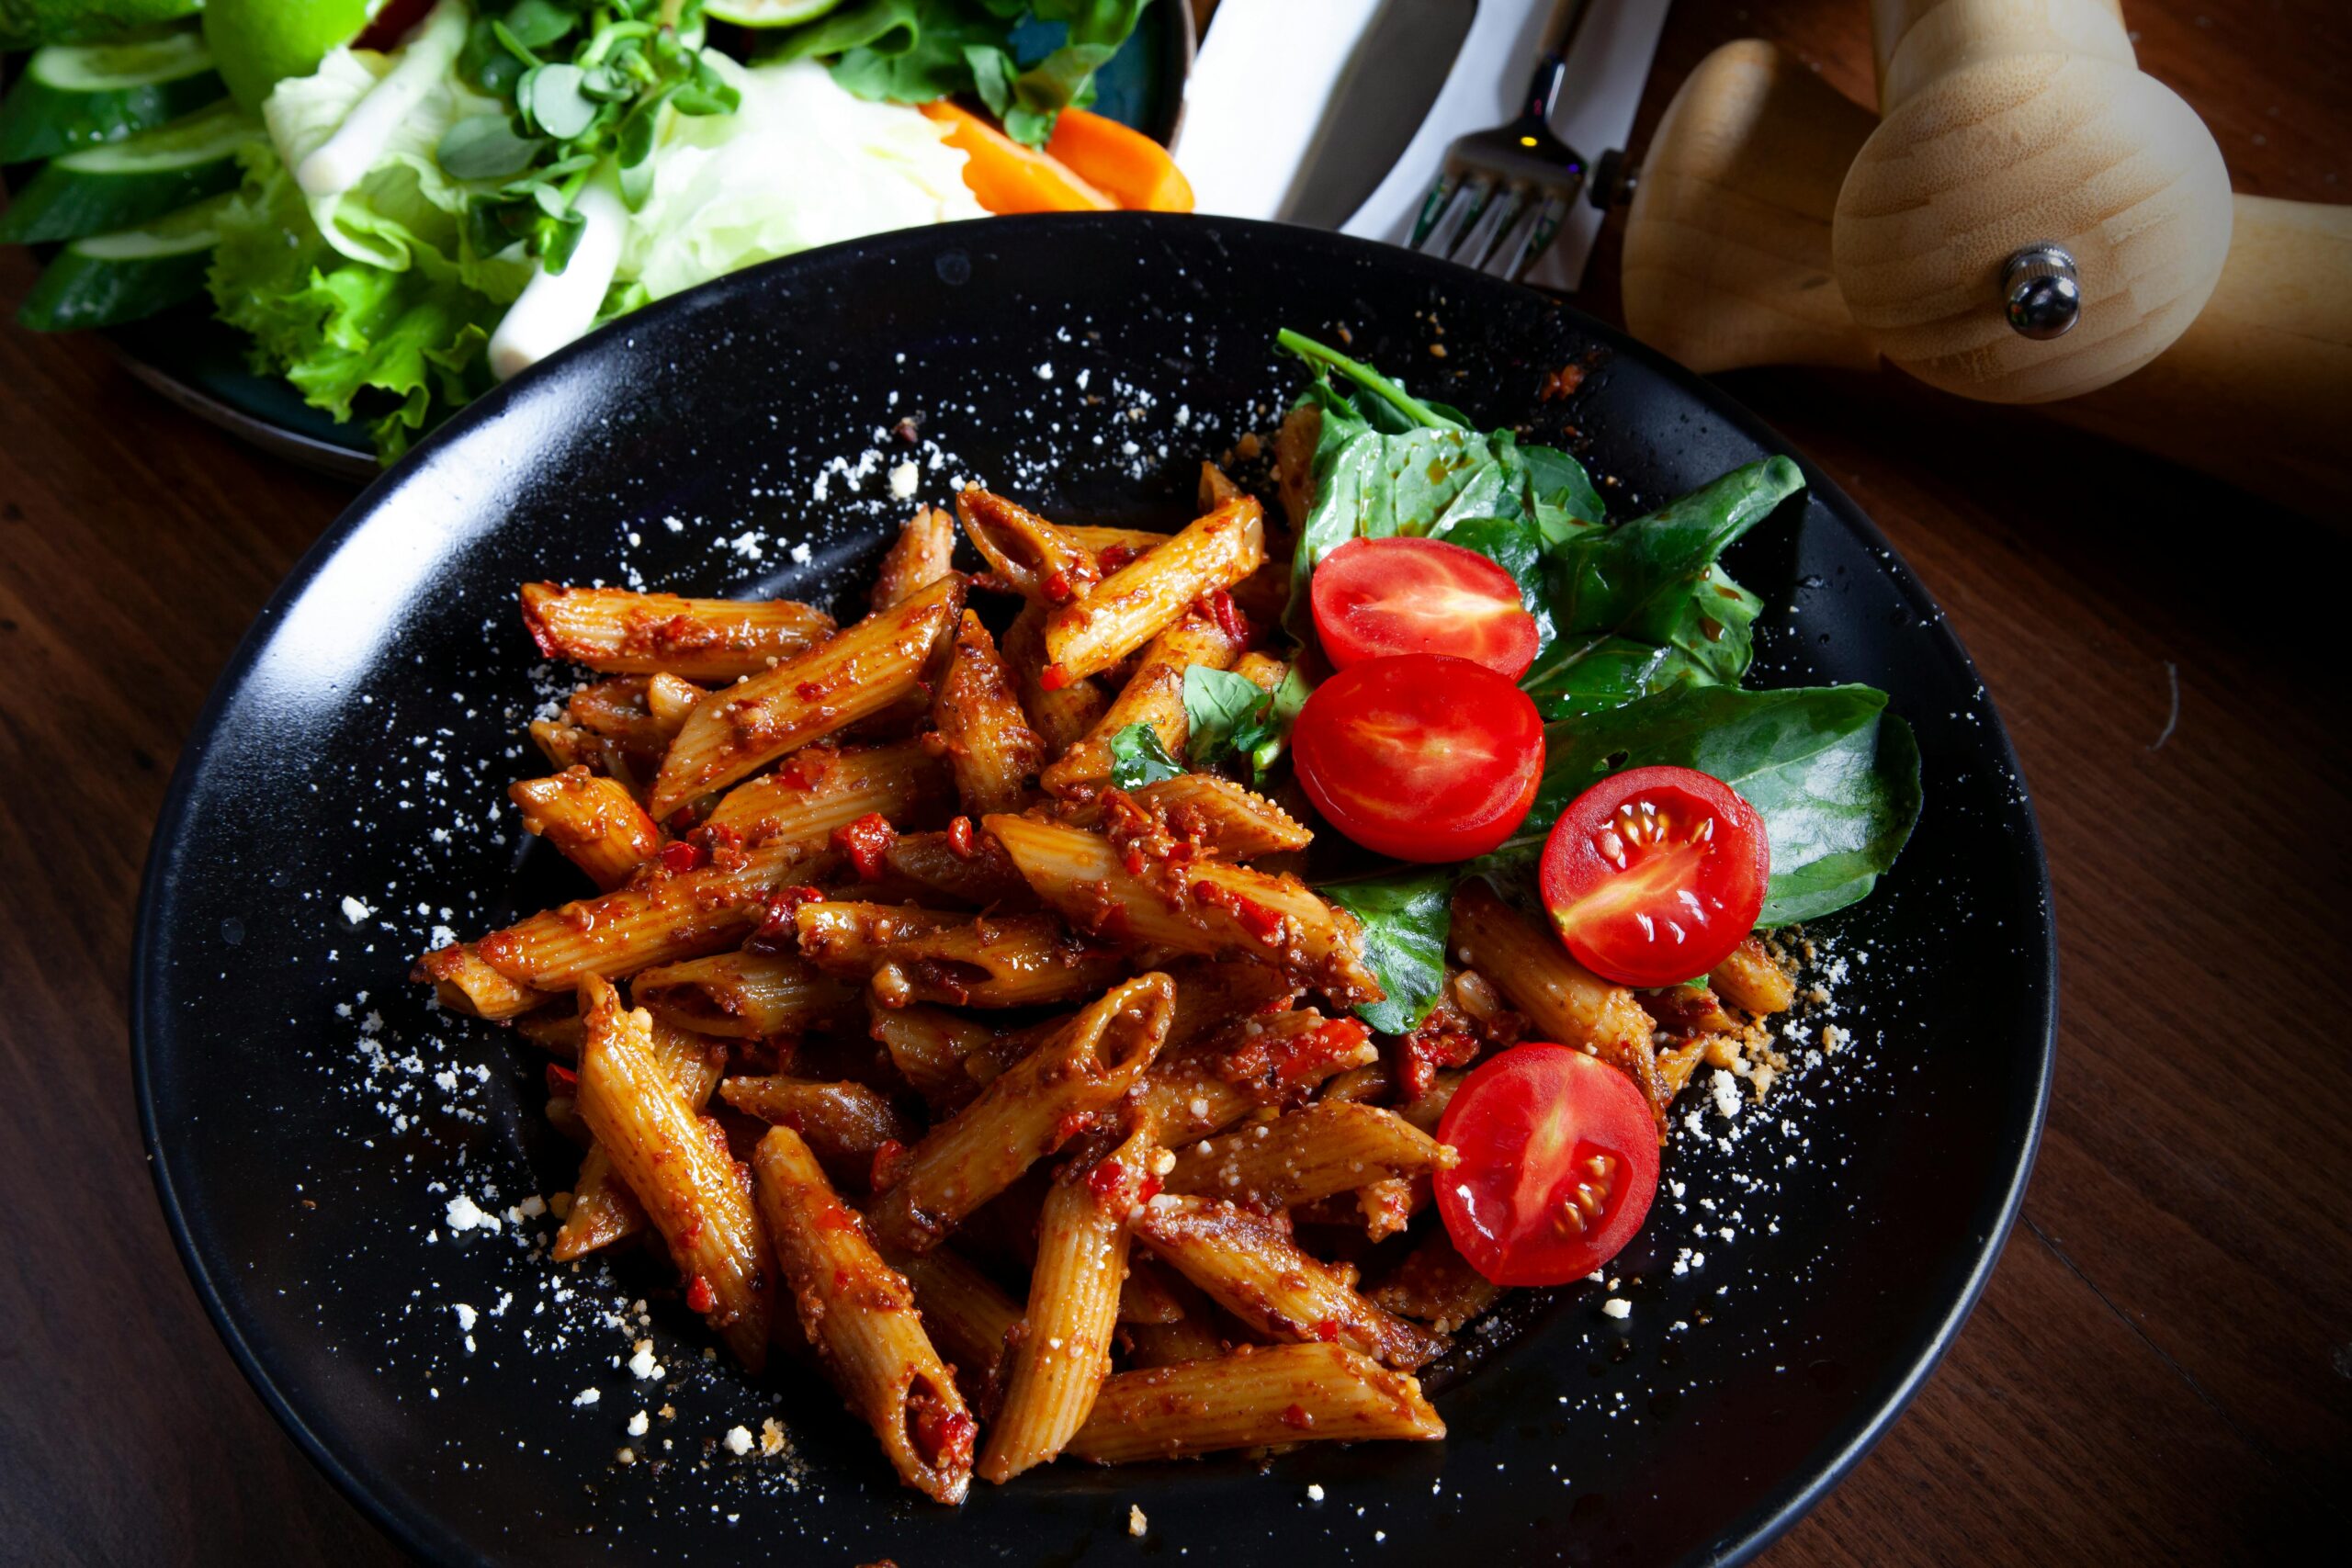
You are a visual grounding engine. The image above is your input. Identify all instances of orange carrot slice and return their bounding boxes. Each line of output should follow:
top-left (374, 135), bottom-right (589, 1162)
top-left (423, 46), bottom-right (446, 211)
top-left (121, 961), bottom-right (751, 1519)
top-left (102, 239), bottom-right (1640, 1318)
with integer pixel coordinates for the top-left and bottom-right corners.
top-left (1045, 107), bottom-right (1194, 213)
top-left (922, 100), bottom-right (1116, 215)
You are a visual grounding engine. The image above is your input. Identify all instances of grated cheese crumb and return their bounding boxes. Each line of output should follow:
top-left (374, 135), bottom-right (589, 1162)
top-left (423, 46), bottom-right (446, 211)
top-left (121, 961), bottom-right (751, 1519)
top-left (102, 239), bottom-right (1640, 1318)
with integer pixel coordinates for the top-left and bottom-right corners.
top-left (572, 1388), bottom-right (600, 1407)
top-left (628, 1410), bottom-right (650, 1438)
top-left (722, 1425), bottom-right (754, 1455)
top-left (1129, 1504), bottom-right (1148, 1537)
top-left (1307, 1483), bottom-right (1326, 1502)
top-left (1601, 1297), bottom-right (1632, 1320)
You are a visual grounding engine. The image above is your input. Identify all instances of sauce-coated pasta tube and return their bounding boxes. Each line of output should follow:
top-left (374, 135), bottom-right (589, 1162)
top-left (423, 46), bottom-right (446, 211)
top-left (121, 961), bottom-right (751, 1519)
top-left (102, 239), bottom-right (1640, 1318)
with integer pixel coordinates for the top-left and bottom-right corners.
top-left (720, 1076), bottom-right (915, 1186)
top-left (554, 1017), bottom-right (725, 1261)
top-left (797, 901), bottom-right (1129, 1010)
top-left (872, 506), bottom-right (957, 612)
top-left (979, 1129), bottom-right (1158, 1482)
top-left (1041, 496), bottom-right (1266, 682)
top-left (753, 1128), bottom-right (976, 1504)
top-left (1133, 1195), bottom-right (1446, 1370)
top-left (574, 977), bottom-right (772, 1369)
top-left (511, 768), bottom-right (662, 890)
top-left (889, 1245), bottom-right (1024, 1417)
top-left (521, 583), bottom-right (834, 680)
top-left (630, 950), bottom-right (858, 1039)
top-left (956, 487), bottom-right (1102, 604)
top-left (1064, 1343), bottom-right (1443, 1463)
top-left (986, 815), bottom-right (1383, 1006)
top-left (1449, 880), bottom-right (1665, 1124)
top-left (1164, 1101), bottom-right (1454, 1210)
top-left (1369, 1228), bottom-right (1505, 1336)
top-left (420, 942), bottom-right (550, 1021)
top-left (701, 739), bottom-right (949, 841)
top-left (870, 974), bottom-right (1175, 1254)
top-left (1137, 1010), bottom-right (1376, 1142)
top-left (1064, 775), bottom-right (1312, 860)
top-left (1039, 610), bottom-right (1245, 797)
top-left (933, 610), bottom-right (1045, 816)
top-left (1711, 936), bottom-right (1795, 1015)
top-left (650, 575), bottom-right (964, 817)
top-left (1003, 599), bottom-right (1109, 755)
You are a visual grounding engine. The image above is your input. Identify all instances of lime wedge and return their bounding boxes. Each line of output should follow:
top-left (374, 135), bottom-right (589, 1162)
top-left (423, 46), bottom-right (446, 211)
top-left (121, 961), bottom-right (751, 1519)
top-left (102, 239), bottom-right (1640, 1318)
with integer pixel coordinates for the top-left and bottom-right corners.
top-left (0, 21), bottom-right (222, 161)
top-left (201, 0), bottom-right (372, 115)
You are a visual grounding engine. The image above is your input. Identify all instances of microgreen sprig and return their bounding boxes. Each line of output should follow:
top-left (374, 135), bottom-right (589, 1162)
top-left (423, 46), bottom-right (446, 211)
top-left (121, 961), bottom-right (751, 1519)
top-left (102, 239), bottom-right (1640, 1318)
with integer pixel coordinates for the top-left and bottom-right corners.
top-left (438, 1), bottom-right (740, 273)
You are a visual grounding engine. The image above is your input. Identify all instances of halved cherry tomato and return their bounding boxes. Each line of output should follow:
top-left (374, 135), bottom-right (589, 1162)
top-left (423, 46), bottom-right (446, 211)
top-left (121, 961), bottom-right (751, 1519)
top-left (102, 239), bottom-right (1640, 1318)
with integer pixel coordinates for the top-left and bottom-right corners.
top-left (1310, 536), bottom-right (1540, 679)
top-left (1291, 654), bottom-right (1543, 862)
top-left (1538, 764), bottom-right (1769, 988)
top-left (1435, 1043), bottom-right (1660, 1287)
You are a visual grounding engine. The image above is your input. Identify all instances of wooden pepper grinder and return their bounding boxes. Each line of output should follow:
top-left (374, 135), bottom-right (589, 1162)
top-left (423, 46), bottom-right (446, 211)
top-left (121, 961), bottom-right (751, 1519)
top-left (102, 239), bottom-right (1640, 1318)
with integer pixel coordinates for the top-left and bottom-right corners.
top-left (1617, 0), bottom-right (2352, 515)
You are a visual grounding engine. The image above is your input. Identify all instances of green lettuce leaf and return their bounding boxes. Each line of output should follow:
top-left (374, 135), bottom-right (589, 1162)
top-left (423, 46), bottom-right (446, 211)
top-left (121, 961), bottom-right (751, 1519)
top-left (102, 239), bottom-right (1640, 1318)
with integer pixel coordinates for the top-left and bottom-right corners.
top-left (1323, 865), bottom-right (1453, 1036)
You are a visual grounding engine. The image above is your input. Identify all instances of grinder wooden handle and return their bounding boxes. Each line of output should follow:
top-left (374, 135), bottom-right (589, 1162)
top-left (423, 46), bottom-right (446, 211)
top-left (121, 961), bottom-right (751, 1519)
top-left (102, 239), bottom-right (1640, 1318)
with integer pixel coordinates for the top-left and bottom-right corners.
top-left (1621, 39), bottom-right (2352, 515)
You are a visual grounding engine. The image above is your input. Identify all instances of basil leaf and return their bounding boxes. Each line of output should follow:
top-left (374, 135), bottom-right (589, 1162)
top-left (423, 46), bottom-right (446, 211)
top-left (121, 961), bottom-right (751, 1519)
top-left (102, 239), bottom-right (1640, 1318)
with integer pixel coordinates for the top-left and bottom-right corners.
top-left (437, 116), bottom-right (546, 181)
top-left (1107, 724), bottom-right (1184, 789)
top-left (1324, 865), bottom-right (1454, 1036)
top-left (1480, 683), bottom-right (1923, 927)
top-left (1245, 666), bottom-right (1310, 779)
top-left (1181, 666), bottom-right (1269, 767)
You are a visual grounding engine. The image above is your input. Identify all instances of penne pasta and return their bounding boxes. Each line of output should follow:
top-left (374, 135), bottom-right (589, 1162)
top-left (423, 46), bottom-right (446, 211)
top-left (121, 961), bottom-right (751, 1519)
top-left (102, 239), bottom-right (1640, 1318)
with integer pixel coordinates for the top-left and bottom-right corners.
top-left (1041, 495), bottom-right (1267, 682)
top-left (867, 827), bottom-right (1037, 909)
top-left (649, 575), bottom-right (964, 817)
top-left (510, 768), bottom-right (662, 891)
top-left (1117, 1255), bottom-right (1188, 1325)
top-left (932, 611), bottom-right (1046, 816)
top-left (1063, 525), bottom-right (1170, 565)
top-left (630, 950), bottom-right (858, 1039)
top-left (890, 1245), bottom-right (1023, 1417)
top-left (720, 1076), bottom-right (915, 1185)
top-left (416, 942), bottom-right (551, 1021)
top-left (753, 1128), bottom-right (976, 1504)
top-left (1369, 1229), bottom-right (1505, 1336)
top-left (1121, 1307), bottom-right (1234, 1370)
top-left (1064, 1342), bottom-right (1443, 1463)
top-left (1711, 936), bottom-right (1796, 1016)
top-left (573, 977), bottom-right (772, 1369)
top-left (1163, 1101), bottom-right (1454, 1211)
top-left (1064, 775), bottom-right (1313, 860)
top-left (1449, 881), bottom-right (1666, 1127)
top-left (565, 675), bottom-right (684, 761)
top-left (644, 672), bottom-right (707, 729)
top-left (514, 1006), bottom-right (584, 1057)
top-left (978, 1128), bottom-right (1158, 1482)
top-left (527, 717), bottom-right (644, 794)
top-left (869, 974), bottom-right (1175, 1254)
top-left (553, 1017), bottom-right (728, 1262)
top-left (1132, 1194), bottom-right (1447, 1371)
top-left (956, 487), bottom-right (1102, 605)
top-left (1003, 599), bottom-right (1109, 755)
top-left (1198, 458), bottom-right (1246, 509)
top-left (520, 582), bottom-right (834, 680)
top-left (872, 505), bottom-right (958, 612)
top-left (701, 738), bottom-right (950, 841)
top-left (986, 815), bottom-right (1384, 1007)
top-left (1139, 1010), bottom-right (1377, 1143)
top-left (1039, 608), bottom-right (1246, 797)
top-left (797, 901), bottom-right (1129, 1010)
top-left (869, 1000), bottom-right (1048, 1109)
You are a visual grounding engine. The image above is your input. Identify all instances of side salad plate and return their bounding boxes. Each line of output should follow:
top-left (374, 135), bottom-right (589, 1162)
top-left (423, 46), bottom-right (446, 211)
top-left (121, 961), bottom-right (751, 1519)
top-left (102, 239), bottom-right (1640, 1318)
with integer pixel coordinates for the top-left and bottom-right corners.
top-left (135, 215), bottom-right (2055, 1564)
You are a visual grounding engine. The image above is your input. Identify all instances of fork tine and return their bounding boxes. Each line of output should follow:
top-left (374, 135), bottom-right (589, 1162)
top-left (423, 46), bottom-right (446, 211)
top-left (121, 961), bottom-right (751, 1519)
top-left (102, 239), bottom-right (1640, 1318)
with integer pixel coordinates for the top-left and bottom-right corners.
top-left (1489, 189), bottom-right (1568, 282)
top-left (1453, 185), bottom-right (1526, 273)
top-left (1415, 175), bottom-right (1492, 259)
top-left (1408, 172), bottom-right (1459, 250)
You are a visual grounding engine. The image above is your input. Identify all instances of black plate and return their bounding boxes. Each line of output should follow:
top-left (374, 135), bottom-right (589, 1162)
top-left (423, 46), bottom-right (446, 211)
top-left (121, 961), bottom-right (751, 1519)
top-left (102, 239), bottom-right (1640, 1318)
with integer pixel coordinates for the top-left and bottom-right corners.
top-left (134, 215), bottom-right (2055, 1566)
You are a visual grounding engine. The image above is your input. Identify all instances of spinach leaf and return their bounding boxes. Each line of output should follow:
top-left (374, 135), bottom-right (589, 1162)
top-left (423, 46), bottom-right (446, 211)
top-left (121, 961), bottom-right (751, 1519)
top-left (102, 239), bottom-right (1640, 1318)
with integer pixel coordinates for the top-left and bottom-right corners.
top-left (1519, 441), bottom-right (1605, 541)
top-left (1479, 683), bottom-right (1922, 926)
top-left (1430, 513), bottom-right (1556, 658)
top-left (1106, 723), bottom-right (1183, 789)
top-left (1182, 664), bottom-right (1310, 783)
top-left (1324, 865), bottom-right (1455, 1035)
top-left (1525, 457), bottom-right (1802, 701)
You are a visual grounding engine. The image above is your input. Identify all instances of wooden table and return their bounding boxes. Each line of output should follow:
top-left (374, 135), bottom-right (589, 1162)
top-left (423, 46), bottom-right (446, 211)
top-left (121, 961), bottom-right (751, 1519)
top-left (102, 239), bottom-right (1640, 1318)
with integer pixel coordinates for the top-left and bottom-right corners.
top-left (2, 2), bottom-right (2343, 1562)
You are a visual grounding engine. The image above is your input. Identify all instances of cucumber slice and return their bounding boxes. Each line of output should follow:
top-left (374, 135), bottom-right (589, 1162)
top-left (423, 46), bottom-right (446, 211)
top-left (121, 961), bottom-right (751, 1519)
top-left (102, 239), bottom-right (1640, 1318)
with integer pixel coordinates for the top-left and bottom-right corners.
top-left (0, 23), bottom-right (223, 163)
top-left (16, 189), bottom-right (229, 332)
top-left (1, 2), bottom-right (203, 51)
top-left (706, 0), bottom-right (848, 24)
top-left (0, 99), bottom-right (258, 244)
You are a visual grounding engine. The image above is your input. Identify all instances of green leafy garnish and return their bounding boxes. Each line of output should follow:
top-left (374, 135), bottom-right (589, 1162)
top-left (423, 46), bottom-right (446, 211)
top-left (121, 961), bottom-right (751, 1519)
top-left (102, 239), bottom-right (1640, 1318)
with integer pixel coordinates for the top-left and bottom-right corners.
top-left (1480, 683), bottom-right (1924, 926)
top-left (450, 1), bottom-right (741, 268)
top-left (1324, 865), bottom-right (1454, 1036)
top-left (1106, 723), bottom-right (1183, 789)
top-left (762, 0), bottom-right (1153, 147)
top-left (1182, 664), bottom-right (1309, 782)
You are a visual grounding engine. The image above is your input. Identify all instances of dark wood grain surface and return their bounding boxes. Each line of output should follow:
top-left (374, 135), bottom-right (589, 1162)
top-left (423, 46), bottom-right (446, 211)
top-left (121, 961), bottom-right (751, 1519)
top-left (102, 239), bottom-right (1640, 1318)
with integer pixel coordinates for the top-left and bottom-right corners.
top-left (3, 2), bottom-right (2345, 1562)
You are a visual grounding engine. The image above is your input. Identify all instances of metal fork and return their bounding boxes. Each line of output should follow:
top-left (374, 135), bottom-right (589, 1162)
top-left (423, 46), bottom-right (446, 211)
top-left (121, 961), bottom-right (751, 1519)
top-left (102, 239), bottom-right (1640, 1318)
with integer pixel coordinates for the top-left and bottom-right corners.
top-left (1409, 0), bottom-right (1599, 280)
